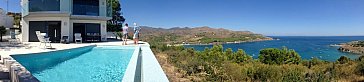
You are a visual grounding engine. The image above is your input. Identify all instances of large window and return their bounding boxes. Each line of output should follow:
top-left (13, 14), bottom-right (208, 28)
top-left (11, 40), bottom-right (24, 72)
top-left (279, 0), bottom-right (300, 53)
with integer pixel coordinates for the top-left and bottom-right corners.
top-left (29, 21), bottom-right (61, 42)
top-left (73, 23), bottom-right (101, 42)
top-left (29, 0), bottom-right (60, 12)
top-left (73, 0), bottom-right (99, 16)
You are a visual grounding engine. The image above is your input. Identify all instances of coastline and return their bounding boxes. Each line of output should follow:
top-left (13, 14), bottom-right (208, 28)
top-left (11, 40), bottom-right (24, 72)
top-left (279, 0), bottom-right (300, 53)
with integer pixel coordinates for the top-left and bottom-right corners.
top-left (336, 41), bottom-right (364, 55)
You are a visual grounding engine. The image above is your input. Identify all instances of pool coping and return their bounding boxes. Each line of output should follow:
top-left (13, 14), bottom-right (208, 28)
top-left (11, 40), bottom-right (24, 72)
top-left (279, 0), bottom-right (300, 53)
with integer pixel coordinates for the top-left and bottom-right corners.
top-left (122, 46), bottom-right (140, 82)
top-left (10, 45), bottom-right (97, 56)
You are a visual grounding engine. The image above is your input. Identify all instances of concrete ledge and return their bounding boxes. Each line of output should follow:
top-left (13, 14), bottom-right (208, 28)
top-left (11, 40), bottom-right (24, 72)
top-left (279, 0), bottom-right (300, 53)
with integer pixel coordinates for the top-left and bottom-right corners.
top-left (141, 47), bottom-right (169, 82)
top-left (122, 46), bottom-right (140, 82)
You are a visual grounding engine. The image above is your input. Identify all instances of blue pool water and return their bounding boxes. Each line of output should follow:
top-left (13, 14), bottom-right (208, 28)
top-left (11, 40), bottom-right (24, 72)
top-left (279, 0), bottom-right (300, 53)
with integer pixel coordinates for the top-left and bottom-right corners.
top-left (11, 46), bottom-right (135, 82)
top-left (185, 36), bottom-right (364, 61)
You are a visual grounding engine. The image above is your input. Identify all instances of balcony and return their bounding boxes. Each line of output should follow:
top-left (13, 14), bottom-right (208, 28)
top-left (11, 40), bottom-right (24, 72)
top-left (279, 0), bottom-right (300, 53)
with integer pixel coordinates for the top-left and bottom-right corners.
top-left (72, 5), bottom-right (99, 16)
top-left (28, 0), bottom-right (60, 12)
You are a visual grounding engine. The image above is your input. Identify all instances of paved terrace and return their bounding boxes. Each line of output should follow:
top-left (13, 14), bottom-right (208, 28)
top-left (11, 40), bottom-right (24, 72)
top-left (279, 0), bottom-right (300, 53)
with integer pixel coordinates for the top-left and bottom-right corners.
top-left (0, 40), bottom-right (169, 82)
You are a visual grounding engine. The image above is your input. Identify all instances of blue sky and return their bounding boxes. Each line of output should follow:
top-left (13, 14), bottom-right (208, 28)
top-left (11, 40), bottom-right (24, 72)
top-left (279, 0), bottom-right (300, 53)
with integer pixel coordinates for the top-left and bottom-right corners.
top-left (1, 0), bottom-right (364, 36)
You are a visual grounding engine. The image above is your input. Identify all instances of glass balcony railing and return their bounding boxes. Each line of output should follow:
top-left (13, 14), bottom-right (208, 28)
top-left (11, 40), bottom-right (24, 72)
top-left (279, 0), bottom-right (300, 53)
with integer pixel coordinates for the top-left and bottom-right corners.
top-left (21, 1), bottom-right (29, 16)
top-left (73, 5), bottom-right (99, 16)
top-left (28, 0), bottom-right (60, 12)
top-left (106, 1), bottom-right (112, 17)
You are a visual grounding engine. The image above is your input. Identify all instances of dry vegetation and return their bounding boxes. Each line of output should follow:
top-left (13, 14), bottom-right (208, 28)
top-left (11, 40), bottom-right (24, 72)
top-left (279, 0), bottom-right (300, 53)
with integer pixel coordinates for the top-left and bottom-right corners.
top-left (152, 44), bottom-right (364, 82)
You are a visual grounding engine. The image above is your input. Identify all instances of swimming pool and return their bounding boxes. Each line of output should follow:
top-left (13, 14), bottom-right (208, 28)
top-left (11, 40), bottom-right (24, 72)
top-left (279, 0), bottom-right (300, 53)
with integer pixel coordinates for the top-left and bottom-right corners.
top-left (11, 45), bottom-right (137, 82)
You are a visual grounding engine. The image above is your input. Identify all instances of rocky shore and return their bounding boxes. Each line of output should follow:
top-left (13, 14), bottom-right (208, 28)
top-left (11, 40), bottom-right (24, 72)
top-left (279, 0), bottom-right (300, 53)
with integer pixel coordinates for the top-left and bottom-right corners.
top-left (337, 41), bottom-right (364, 55)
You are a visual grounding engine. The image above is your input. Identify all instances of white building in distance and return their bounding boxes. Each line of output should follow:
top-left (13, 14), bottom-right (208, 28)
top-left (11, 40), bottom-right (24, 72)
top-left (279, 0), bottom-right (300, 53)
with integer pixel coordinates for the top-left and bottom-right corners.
top-left (0, 8), bottom-right (14, 29)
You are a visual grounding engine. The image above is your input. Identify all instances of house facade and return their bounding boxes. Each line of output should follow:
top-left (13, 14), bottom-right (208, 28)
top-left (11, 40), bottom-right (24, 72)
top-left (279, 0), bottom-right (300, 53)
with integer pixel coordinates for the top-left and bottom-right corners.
top-left (21, 0), bottom-right (112, 43)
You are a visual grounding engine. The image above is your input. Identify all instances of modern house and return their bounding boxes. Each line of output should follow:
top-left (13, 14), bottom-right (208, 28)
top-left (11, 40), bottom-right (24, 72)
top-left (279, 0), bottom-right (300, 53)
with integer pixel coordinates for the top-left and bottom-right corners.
top-left (21, 0), bottom-right (112, 43)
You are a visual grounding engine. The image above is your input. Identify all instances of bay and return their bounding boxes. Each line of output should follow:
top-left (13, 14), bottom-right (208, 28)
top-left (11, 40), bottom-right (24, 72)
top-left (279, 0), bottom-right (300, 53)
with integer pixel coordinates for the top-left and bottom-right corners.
top-left (185, 36), bottom-right (364, 61)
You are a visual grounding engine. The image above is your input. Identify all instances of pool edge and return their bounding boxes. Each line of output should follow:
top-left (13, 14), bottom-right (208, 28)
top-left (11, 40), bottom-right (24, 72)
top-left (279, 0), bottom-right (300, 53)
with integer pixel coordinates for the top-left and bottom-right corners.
top-left (122, 46), bottom-right (140, 82)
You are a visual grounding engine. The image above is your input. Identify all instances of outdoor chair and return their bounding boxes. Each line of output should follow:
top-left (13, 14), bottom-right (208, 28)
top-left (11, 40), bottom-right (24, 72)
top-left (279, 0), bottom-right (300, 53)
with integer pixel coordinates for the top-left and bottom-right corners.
top-left (36, 31), bottom-right (52, 48)
top-left (61, 36), bottom-right (69, 44)
top-left (74, 33), bottom-right (82, 44)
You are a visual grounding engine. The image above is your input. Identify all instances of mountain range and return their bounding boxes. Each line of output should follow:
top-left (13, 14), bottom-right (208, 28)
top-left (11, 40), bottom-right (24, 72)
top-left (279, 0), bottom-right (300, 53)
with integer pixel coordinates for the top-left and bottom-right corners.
top-left (136, 26), bottom-right (272, 44)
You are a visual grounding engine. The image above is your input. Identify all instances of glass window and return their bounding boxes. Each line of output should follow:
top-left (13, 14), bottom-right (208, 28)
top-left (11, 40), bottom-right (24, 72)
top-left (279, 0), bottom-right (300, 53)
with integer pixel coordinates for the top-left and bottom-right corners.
top-left (29, 0), bottom-right (60, 12)
top-left (73, 0), bottom-right (99, 16)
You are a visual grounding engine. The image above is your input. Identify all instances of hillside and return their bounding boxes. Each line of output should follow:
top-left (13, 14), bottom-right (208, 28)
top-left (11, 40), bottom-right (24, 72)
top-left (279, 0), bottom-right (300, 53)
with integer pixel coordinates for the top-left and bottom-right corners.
top-left (136, 26), bottom-right (272, 44)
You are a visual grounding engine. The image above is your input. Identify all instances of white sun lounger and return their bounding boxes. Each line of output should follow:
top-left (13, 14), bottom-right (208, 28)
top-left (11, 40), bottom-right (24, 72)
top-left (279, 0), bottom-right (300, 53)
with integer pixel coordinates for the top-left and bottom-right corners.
top-left (36, 31), bottom-right (52, 48)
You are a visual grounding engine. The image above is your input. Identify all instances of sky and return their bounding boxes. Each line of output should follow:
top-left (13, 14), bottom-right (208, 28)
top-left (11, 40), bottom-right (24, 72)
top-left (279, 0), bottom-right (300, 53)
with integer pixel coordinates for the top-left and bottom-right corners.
top-left (1, 0), bottom-right (364, 36)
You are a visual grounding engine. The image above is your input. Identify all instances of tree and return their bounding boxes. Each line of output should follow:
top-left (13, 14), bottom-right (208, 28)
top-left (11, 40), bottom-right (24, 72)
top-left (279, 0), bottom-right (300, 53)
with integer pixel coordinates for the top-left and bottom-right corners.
top-left (234, 49), bottom-right (252, 63)
top-left (258, 47), bottom-right (301, 65)
top-left (107, 0), bottom-right (126, 32)
top-left (0, 26), bottom-right (6, 42)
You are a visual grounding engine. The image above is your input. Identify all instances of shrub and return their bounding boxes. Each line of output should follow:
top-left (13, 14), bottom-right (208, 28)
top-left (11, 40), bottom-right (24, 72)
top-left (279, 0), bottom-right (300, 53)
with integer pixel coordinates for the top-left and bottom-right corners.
top-left (357, 55), bottom-right (364, 61)
top-left (335, 62), bottom-right (357, 80)
top-left (301, 60), bottom-right (310, 68)
top-left (337, 56), bottom-right (350, 64)
top-left (281, 64), bottom-right (306, 82)
top-left (308, 63), bottom-right (332, 81)
top-left (356, 60), bottom-right (364, 76)
top-left (254, 64), bottom-right (282, 81)
top-left (223, 63), bottom-right (246, 81)
top-left (311, 57), bottom-right (324, 66)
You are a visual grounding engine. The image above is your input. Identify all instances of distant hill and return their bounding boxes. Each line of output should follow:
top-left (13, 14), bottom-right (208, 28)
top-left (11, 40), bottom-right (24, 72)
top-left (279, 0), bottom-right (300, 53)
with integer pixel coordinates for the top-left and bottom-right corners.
top-left (133, 26), bottom-right (272, 44)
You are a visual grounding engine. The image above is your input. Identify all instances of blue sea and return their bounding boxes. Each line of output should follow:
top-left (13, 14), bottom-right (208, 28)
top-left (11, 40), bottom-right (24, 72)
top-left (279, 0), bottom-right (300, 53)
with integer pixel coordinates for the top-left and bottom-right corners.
top-left (185, 36), bottom-right (364, 61)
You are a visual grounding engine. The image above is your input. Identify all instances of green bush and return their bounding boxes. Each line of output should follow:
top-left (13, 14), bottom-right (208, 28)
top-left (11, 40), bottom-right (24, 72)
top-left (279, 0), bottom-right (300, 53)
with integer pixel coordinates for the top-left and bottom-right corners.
top-left (254, 64), bottom-right (282, 81)
top-left (311, 57), bottom-right (324, 66)
top-left (337, 56), bottom-right (350, 64)
top-left (281, 65), bottom-right (306, 82)
top-left (356, 60), bottom-right (364, 76)
top-left (357, 55), bottom-right (364, 61)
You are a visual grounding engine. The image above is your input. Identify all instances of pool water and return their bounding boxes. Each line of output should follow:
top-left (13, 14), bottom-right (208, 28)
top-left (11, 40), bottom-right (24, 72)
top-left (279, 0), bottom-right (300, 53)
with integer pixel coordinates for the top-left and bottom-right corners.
top-left (11, 46), bottom-right (135, 82)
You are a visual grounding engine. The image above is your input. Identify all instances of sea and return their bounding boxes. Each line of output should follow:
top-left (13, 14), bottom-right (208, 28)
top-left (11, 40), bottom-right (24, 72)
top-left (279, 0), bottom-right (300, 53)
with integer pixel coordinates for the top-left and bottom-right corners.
top-left (185, 36), bottom-right (364, 61)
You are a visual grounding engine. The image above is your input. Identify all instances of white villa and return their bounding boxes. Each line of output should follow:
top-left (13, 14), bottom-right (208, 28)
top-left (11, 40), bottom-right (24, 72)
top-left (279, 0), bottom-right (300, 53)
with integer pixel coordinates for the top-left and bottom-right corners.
top-left (20, 0), bottom-right (112, 43)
